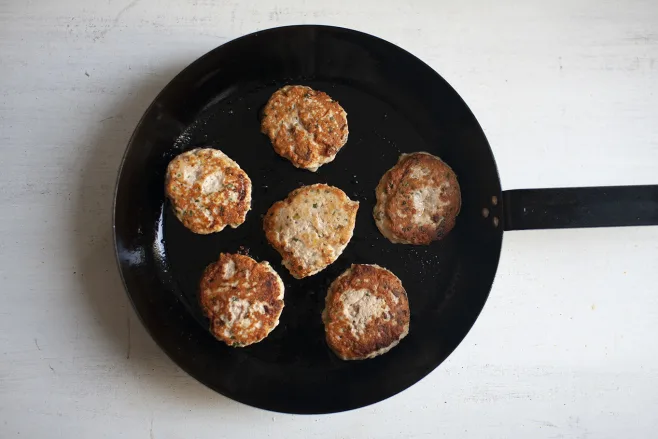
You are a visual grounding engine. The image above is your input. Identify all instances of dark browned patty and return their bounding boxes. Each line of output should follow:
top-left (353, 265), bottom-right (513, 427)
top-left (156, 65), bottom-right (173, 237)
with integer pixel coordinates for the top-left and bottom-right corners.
top-left (260, 85), bottom-right (348, 171)
top-left (373, 152), bottom-right (461, 245)
top-left (165, 148), bottom-right (252, 234)
top-left (323, 264), bottom-right (410, 360)
top-left (199, 253), bottom-right (285, 347)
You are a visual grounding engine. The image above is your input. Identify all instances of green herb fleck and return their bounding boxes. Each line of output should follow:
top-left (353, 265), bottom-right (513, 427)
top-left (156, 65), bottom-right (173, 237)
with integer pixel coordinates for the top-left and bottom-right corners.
top-left (313, 203), bottom-right (318, 208)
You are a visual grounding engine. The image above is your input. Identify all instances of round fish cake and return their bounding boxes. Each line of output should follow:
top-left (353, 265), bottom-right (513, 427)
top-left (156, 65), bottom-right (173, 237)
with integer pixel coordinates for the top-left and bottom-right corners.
top-left (323, 264), bottom-right (410, 360)
top-left (260, 85), bottom-right (349, 172)
top-left (373, 152), bottom-right (461, 245)
top-left (165, 148), bottom-right (252, 234)
top-left (263, 183), bottom-right (359, 279)
top-left (199, 253), bottom-right (285, 347)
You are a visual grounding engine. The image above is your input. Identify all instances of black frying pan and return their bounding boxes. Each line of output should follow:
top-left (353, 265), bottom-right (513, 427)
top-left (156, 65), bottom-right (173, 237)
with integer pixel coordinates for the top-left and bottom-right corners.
top-left (113, 25), bottom-right (658, 414)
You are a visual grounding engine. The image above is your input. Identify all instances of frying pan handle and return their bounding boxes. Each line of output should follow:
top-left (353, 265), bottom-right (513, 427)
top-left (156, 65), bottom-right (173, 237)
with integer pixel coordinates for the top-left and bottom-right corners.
top-left (502, 185), bottom-right (658, 231)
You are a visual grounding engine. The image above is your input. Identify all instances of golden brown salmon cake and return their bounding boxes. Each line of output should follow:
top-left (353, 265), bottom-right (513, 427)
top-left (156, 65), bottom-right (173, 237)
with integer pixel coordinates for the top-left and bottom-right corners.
top-left (323, 264), bottom-right (410, 360)
top-left (165, 148), bottom-right (252, 234)
top-left (263, 183), bottom-right (359, 279)
top-left (260, 85), bottom-right (349, 171)
top-left (199, 253), bottom-right (285, 347)
top-left (373, 152), bottom-right (461, 245)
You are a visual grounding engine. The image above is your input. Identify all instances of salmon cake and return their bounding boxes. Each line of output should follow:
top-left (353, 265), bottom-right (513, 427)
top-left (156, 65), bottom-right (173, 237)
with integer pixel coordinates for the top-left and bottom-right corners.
top-left (263, 183), bottom-right (359, 279)
top-left (323, 264), bottom-right (410, 360)
top-left (373, 152), bottom-right (461, 245)
top-left (199, 253), bottom-right (285, 347)
top-left (260, 85), bottom-right (349, 171)
top-left (165, 148), bottom-right (252, 234)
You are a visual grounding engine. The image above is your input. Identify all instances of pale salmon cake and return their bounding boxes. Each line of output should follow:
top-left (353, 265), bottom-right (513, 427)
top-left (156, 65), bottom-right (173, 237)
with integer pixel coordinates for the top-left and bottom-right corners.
top-left (199, 253), bottom-right (285, 347)
top-left (260, 85), bottom-right (349, 171)
top-left (323, 264), bottom-right (410, 360)
top-left (374, 152), bottom-right (461, 245)
top-left (165, 148), bottom-right (252, 234)
top-left (263, 184), bottom-right (359, 279)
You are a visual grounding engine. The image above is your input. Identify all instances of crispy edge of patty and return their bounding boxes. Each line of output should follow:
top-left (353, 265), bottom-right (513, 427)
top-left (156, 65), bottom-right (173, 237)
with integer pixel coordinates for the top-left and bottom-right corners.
top-left (322, 264), bottom-right (410, 360)
top-left (260, 85), bottom-right (348, 171)
top-left (263, 183), bottom-right (359, 279)
top-left (373, 152), bottom-right (461, 245)
top-left (199, 253), bottom-right (285, 347)
top-left (164, 148), bottom-right (252, 234)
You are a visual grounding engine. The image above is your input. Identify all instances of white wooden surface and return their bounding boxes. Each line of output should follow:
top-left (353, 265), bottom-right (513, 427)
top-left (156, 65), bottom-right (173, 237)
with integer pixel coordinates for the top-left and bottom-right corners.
top-left (1, 0), bottom-right (658, 437)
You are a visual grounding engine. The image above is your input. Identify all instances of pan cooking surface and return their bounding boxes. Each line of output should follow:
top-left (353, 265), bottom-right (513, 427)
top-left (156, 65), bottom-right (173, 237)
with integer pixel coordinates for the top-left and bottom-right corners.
top-left (167, 80), bottom-right (458, 361)
top-left (114, 25), bottom-right (504, 413)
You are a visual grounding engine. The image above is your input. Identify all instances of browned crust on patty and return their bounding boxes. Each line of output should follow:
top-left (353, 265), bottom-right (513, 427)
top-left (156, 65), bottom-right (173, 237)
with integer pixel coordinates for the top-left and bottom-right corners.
top-left (199, 253), bottom-right (284, 347)
top-left (263, 184), bottom-right (359, 279)
top-left (323, 264), bottom-right (410, 360)
top-left (260, 85), bottom-right (348, 171)
top-left (165, 148), bottom-right (252, 234)
top-left (373, 152), bottom-right (461, 245)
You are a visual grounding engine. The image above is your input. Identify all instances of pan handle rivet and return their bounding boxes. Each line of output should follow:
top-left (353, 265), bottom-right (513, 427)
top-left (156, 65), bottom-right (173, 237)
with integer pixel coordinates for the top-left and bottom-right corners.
top-left (492, 216), bottom-right (499, 228)
top-left (491, 196), bottom-right (498, 206)
top-left (482, 208), bottom-right (490, 218)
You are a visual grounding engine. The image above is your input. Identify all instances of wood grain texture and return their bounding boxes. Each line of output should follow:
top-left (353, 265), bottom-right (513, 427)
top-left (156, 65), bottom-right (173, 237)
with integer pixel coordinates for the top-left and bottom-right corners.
top-left (1, 0), bottom-right (657, 437)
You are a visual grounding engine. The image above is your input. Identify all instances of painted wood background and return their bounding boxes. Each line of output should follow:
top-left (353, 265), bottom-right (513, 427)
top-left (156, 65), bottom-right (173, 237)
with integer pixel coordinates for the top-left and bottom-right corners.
top-left (1, 0), bottom-right (657, 437)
